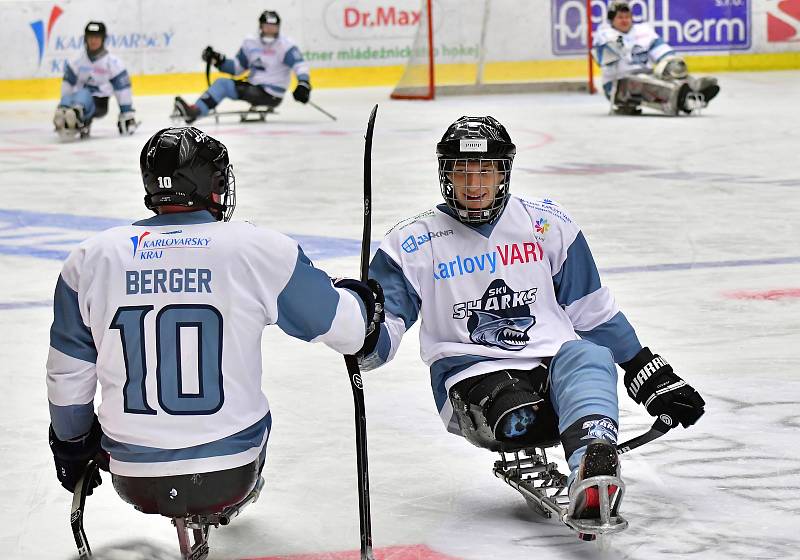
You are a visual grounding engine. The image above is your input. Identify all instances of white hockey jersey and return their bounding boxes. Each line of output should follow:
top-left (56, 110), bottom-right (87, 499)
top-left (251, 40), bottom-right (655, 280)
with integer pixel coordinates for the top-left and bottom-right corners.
top-left (592, 22), bottom-right (675, 89)
top-left (47, 211), bottom-right (367, 477)
top-left (220, 35), bottom-right (310, 98)
top-left (62, 49), bottom-right (134, 111)
top-left (361, 198), bottom-right (642, 432)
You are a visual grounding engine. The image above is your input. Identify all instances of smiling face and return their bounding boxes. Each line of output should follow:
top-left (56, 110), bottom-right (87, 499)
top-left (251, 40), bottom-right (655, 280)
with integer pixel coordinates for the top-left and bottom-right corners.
top-left (449, 160), bottom-right (504, 211)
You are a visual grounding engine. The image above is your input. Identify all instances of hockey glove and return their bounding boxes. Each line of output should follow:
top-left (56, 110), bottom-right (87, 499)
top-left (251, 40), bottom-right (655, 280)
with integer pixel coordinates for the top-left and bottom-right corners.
top-left (333, 278), bottom-right (385, 356)
top-left (117, 111), bottom-right (138, 135)
top-left (49, 415), bottom-right (105, 494)
top-left (293, 80), bottom-right (311, 104)
top-left (621, 347), bottom-right (705, 428)
top-left (201, 46), bottom-right (226, 69)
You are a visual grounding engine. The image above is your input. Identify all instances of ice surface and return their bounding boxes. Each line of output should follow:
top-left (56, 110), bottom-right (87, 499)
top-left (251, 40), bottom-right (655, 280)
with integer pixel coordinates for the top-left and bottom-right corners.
top-left (1, 72), bottom-right (798, 559)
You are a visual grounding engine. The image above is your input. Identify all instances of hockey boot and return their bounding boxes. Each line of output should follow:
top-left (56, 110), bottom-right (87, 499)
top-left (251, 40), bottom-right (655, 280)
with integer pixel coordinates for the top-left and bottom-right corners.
top-left (174, 96), bottom-right (201, 124)
top-left (567, 438), bottom-right (626, 540)
top-left (54, 107), bottom-right (81, 139)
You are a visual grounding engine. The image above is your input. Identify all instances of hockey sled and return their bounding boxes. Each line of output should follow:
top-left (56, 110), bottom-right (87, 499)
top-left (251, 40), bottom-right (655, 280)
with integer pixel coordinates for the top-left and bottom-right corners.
top-left (170, 105), bottom-right (276, 125)
top-left (493, 444), bottom-right (627, 538)
top-left (492, 417), bottom-right (672, 540)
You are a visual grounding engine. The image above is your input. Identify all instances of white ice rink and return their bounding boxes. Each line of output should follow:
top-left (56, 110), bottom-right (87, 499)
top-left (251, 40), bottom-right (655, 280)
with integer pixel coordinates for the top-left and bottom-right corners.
top-left (1, 71), bottom-right (799, 559)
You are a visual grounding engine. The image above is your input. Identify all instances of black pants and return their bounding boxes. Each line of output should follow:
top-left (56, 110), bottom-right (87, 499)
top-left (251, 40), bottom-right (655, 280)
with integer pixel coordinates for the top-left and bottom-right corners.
top-left (234, 81), bottom-right (282, 108)
top-left (112, 455), bottom-right (263, 518)
top-left (91, 96), bottom-right (109, 120)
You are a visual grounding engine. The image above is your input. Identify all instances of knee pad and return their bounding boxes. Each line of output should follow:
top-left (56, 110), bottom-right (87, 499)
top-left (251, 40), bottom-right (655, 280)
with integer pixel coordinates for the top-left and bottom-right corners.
top-left (449, 368), bottom-right (557, 451)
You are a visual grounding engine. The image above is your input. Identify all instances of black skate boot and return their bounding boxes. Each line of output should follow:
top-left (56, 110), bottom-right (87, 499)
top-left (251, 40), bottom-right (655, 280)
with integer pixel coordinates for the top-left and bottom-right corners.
top-left (174, 96), bottom-right (201, 124)
top-left (569, 438), bottom-right (623, 541)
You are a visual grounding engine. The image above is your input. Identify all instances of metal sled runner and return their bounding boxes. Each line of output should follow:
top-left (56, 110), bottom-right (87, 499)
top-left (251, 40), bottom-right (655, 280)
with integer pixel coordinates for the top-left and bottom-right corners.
top-left (493, 445), bottom-right (627, 537)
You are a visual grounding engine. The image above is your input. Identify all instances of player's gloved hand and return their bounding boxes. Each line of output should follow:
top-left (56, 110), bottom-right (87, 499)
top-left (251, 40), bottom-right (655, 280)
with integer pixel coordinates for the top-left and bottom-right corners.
top-left (333, 278), bottom-right (384, 356)
top-left (621, 347), bottom-right (705, 428)
top-left (117, 111), bottom-right (138, 135)
top-left (48, 415), bottom-right (104, 494)
top-left (292, 80), bottom-right (311, 104)
top-left (201, 46), bottom-right (226, 68)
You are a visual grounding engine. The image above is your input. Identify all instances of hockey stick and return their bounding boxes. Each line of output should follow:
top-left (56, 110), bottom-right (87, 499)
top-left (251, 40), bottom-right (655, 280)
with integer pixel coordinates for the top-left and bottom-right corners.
top-left (308, 100), bottom-right (337, 121)
top-left (70, 459), bottom-right (99, 559)
top-left (616, 414), bottom-right (674, 455)
top-left (205, 58), bottom-right (212, 88)
top-left (343, 104), bottom-right (378, 560)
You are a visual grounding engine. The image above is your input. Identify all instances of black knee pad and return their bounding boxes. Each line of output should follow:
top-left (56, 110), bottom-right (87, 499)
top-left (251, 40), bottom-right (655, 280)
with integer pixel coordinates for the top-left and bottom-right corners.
top-left (449, 367), bottom-right (558, 451)
top-left (93, 97), bottom-right (109, 119)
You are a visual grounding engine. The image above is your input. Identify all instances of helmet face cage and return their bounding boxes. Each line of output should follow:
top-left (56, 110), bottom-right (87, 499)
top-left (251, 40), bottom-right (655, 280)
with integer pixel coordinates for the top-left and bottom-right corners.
top-left (219, 164), bottom-right (236, 222)
top-left (436, 116), bottom-right (516, 225)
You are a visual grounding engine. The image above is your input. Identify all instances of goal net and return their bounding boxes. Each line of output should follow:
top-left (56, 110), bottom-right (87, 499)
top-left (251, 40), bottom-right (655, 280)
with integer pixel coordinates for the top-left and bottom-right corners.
top-left (391, 0), bottom-right (594, 100)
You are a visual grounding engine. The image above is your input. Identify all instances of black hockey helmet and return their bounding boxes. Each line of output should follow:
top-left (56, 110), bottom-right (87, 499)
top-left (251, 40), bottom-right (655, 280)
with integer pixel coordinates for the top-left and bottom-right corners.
top-left (259, 10), bottom-right (281, 26)
top-left (84, 21), bottom-right (107, 41)
top-left (436, 116), bottom-right (516, 225)
top-left (607, 1), bottom-right (631, 21)
top-left (140, 127), bottom-right (236, 221)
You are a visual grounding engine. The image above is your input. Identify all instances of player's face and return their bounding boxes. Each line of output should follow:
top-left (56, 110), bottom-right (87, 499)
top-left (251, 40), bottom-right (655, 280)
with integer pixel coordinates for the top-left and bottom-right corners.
top-left (85, 34), bottom-right (103, 51)
top-left (449, 160), bottom-right (503, 210)
top-left (260, 23), bottom-right (279, 38)
top-left (612, 11), bottom-right (633, 33)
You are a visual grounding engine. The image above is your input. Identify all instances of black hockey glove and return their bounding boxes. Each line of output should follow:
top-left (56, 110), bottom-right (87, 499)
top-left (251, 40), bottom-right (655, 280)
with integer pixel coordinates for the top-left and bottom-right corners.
top-left (201, 46), bottom-right (226, 68)
top-left (333, 278), bottom-right (385, 356)
top-left (293, 80), bottom-right (311, 104)
top-left (48, 415), bottom-right (104, 494)
top-left (621, 347), bottom-right (705, 429)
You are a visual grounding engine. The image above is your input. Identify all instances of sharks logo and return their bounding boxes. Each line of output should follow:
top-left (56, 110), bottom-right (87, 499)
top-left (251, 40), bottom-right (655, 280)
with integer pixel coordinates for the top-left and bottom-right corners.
top-left (464, 279), bottom-right (536, 351)
top-left (580, 417), bottom-right (618, 444)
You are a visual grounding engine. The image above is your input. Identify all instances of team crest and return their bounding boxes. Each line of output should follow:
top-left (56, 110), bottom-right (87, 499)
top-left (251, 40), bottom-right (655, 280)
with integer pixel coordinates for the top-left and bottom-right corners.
top-left (580, 417), bottom-right (618, 443)
top-left (465, 279), bottom-right (536, 351)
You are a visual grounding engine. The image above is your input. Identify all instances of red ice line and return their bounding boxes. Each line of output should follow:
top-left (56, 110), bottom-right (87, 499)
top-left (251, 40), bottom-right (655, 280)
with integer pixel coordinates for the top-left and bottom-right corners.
top-left (243, 543), bottom-right (461, 560)
top-left (724, 288), bottom-right (800, 301)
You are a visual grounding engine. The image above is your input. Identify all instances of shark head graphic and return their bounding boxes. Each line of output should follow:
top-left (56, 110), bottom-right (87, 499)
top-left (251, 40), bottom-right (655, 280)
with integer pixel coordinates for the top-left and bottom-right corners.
top-left (468, 310), bottom-right (535, 351)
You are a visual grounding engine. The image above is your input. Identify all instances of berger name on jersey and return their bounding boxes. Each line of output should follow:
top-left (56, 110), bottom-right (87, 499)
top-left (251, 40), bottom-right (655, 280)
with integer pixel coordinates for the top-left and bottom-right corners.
top-left (453, 286), bottom-right (537, 319)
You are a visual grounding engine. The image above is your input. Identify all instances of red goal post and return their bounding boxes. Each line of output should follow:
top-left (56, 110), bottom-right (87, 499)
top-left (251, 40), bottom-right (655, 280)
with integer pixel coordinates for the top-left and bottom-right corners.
top-left (390, 0), bottom-right (597, 100)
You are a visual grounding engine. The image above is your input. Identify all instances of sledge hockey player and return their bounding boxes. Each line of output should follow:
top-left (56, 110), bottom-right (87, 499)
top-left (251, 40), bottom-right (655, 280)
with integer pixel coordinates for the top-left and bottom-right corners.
top-left (174, 10), bottom-right (311, 123)
top-left (356, 116), bottom-right (705, 537)
top-left (46, 127), bottom-right (383, 557)
top-left (53, 21), bottom-right (138, 139)
top-left (592, 1), bottom-right (720, 115)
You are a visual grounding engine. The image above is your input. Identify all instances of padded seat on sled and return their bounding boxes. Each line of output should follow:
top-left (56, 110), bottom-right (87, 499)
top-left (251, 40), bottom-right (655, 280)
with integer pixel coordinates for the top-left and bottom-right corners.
top-left (112, 458), bottom-right (261, 518)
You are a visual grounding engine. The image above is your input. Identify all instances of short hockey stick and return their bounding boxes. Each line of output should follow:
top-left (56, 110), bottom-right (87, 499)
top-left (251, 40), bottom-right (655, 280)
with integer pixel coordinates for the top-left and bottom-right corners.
top-left (343, 104), bottom-right (378, 560)
top-left (308, 101), bottom-right (337, 121)
top-left (616, 414), bottom-right (674, 455)
top-left (70, 459), bottom-right (99, 559)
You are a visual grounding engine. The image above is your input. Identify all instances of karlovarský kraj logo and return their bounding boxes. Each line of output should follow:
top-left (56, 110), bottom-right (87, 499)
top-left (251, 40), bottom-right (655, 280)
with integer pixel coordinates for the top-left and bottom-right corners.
top-left (767, 0), bottom-right (800, 42)
top-left (28, 5), bottom-right (175, 74)
top-left (551, 0), bottom-right (751, 55)
top-left (30, 5), bottom-right (64, 67)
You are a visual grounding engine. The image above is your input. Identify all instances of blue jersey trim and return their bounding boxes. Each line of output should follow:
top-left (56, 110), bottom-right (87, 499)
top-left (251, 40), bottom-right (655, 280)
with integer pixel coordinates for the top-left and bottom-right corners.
top-left (430, 354), bottom-right (502, 411)
top-left (276, 246), bottom-right (343, 341)
top-left (552, 231), bottom-right (602, 307)
top-left (51, 275), bottom-right (97, 363)
top-left (235, 48), bottom-right (249, 70)
top-left (63, 64), bottom-right (78, 86)
top-left (576, 311), bottom-right (642, 363)
top-left (133, 210), bottom-right (216, 226)
top-left (110, 70), bottom-right (131, 91)
top-left (102, 412), bottom-right (271, 463)
top-left (369, 249), bottom-right (420, 330)
top-left (283, 46), bottom-right (305, 68)
top-left (49, 402), bottom-right (95, 441)
top-left (436, 203), bottom-right (505, 239)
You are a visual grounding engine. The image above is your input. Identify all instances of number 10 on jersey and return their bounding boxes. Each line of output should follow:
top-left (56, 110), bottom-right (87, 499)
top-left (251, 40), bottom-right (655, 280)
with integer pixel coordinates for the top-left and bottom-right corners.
top-left (110, 304), bottom-right (224, 415)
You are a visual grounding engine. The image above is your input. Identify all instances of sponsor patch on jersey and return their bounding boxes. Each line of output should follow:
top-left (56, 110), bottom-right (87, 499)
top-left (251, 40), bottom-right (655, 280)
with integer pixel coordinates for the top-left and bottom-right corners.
top-left (520, 199), bottom-right (572, 224)
top-left (130, 232), bottom-right (211, 261)
top-left (458, 279), bottom-right (537, 351)
top-left (386, 209), bottom-right (436, 234)
top-left (433, 241), bottom-right (543, 280)
top-left (401, 229), bottom-right (454, 253)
